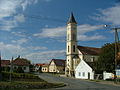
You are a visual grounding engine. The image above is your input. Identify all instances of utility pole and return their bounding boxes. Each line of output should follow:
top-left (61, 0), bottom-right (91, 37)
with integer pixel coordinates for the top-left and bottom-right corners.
top-left (0, 51), bottom-right (2, 81)
top-left (10, 57), bottom-right (13, 82)
top-left (104, 25), bottom-right (120, 82)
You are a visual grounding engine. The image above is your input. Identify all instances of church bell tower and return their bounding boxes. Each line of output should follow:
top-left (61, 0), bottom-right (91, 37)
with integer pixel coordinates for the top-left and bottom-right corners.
top-left (65, 13), bottom-right (78, 77)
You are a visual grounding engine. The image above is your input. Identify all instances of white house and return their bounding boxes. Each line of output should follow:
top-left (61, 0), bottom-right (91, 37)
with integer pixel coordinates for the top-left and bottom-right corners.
top-left (12, 57), bottom-right (30, 73)
top-left (75, 59), bottom-right (94, 80)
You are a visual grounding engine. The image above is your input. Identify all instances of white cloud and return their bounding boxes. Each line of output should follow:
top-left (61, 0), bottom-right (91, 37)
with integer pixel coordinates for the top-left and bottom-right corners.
top-left (93, 4), bottom-right (120, 25)
top-left (78, 34), bottom-right (105, 41)
top-left (14, 14), bottom-right (25, 23)
top-left (34, 24), bottom-right (105, 41)
top-left (28, 46), bottom-right (48, 50)
top-left (33, 26), bottom-right (66, 38)
top-left (12, 38), bottom-right (28, 45)
top-left (0, 0), bottom-right (38, 31)
top-left (0, 19), bottom-right (17, 31)
top-left (24, 50), bottom-right (65, 63)
top-left (0, 42), bottom-right (27, 58)
top-left (11, 32), bottom-right (26, 37)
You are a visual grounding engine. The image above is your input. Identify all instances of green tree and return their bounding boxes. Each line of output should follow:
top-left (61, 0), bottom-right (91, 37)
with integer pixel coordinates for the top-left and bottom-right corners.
top-left (95, 43), bottom-right (120, 73)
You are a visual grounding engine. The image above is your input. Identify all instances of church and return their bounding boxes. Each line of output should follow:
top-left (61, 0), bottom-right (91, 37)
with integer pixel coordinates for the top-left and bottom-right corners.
top-left (65, 13), bottom-right (101, 79)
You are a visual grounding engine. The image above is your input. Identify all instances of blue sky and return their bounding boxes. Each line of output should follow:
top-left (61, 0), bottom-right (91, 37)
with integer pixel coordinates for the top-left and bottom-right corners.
top-left (0, 0), bottom-right (120, 63)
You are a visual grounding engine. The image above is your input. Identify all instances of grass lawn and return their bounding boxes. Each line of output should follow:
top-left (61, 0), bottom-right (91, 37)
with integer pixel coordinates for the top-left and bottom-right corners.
top-left (0, 72), bottom-right (66, 90)
top-left (0, 81), bottom-right (65, 90)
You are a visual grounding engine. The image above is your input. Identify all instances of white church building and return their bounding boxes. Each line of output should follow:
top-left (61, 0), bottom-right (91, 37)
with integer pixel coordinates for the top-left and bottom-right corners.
top-left (65, 13), bottom-right (100, 80)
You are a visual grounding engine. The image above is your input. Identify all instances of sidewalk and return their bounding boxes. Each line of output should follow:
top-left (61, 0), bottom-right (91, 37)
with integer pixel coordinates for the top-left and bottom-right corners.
top-left (93, 80), bottom-right (120, 86)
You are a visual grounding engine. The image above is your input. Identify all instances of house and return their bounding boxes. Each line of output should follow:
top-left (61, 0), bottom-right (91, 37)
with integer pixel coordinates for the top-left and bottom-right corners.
top-left (49, 59), bottom-right (65, 73)
top-left (34, 63), bottom-right (49, 72)
top-left (41, 64), bottom-right (49, 72)
top-left (1, 60), bottom-right (10, 67)
top-left (75, 59), bottom-right (94, 80)
top-left (1, 60), bottom-right (10, 71)
top-left (12, 57), bottom-right (30, 73)
top-left (65, 13), bottom-right (100, 78)
top-left (34, 63), bottom-right (45, 72)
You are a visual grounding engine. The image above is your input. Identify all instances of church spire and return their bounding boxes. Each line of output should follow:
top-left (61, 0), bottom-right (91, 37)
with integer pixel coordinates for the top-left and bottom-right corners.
top-left (67, 13), bottom-right (77, 24)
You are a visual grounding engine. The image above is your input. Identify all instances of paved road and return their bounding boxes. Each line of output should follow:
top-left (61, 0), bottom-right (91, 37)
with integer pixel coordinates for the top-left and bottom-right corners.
top-left (38, 73), bottom-right (120, 90)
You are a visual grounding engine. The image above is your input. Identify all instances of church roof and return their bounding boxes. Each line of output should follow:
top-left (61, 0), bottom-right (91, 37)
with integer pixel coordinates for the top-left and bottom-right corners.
top-left (67, 13), bottom-right (77, 24)
top-left (50, 59), bottom-right (66, 67)
top-left (77, 46), bottom-right (101, 55)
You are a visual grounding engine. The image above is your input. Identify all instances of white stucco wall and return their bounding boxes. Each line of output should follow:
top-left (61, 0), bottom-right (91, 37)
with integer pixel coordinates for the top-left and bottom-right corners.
top-left (49, 61), bottom-right (57, 72)
top-left (103, 71), bottom-right (113, 80)
top-left (13, 65), bottom-right (30, 73)
top-left (75, 59), bottom-right (94, 80)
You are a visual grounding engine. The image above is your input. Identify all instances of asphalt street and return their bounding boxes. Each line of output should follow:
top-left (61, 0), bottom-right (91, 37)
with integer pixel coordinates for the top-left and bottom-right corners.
top-left (38, 73), bottom-right (120, 90)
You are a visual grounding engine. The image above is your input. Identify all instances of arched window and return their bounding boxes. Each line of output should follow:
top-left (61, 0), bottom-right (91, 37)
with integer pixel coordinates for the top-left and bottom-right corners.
top-left (73, 45), bottom-right (75, 52)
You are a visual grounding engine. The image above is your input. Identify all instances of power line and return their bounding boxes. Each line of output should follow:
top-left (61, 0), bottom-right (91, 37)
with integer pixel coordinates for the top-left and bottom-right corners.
top-left (24, 14), bottom-right (66, 23)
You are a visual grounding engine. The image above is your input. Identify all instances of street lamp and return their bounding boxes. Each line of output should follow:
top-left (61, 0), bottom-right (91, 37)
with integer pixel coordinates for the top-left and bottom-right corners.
top-left (104, 25), bottom-right (120, 82)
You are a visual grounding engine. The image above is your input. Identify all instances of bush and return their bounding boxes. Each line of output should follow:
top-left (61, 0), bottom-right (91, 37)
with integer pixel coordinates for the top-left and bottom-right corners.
top-left (1, 71), bottom-right (44, 81)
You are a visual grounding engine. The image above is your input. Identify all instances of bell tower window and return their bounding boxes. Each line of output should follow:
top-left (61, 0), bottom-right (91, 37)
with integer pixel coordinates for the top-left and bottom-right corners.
top-left (68, 34), bottom-right (69, 40)
top-left (73, 45), bottom-right (75, 52)
top-left (68, 46), bottom-right (69, 52)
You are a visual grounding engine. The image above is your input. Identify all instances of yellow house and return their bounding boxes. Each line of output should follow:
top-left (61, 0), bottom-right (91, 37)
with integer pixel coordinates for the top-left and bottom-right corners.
top-left (49, 59), bottom-right (65, 74)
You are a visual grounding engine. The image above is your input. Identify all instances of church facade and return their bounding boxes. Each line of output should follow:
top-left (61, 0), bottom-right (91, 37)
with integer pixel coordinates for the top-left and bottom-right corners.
top-left (65, 13), bottom-right (100, 78)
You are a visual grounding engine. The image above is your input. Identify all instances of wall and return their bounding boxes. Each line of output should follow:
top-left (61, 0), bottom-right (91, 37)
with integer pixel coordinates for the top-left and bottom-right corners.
top-left (49, 61), bottom-right (57, 73)
top-left (42, 66), bottom-right (49, 72)
top-left (103, 71), bottom-right (113, 80)
top-left (75, 59), bottom-right (94, 80)
top-left (13, 65), bottom-right (30, 73)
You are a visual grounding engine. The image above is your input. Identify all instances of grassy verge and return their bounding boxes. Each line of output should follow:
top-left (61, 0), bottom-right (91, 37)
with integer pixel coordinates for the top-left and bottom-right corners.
top-left (0, 81), bottom-right (66, 90)
top-left (0, 72), bottom-right (66, 90)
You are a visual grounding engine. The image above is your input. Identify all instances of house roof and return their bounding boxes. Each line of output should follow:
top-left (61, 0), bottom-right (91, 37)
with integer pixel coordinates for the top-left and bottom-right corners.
top-left (67, 13), bottom-right (77, 24)
top-left (1, 60), bottom-right (10, 67)
top-left (50, 59), bottom-right (66, 67)
top-left (35, 63), bottom-right (48, 67)
top-left (77, 46), bottom-right (101, 55)
top-left (12, 58), bottom-right (30, 66)
top-left (35, 63), bottom-right (46, 66)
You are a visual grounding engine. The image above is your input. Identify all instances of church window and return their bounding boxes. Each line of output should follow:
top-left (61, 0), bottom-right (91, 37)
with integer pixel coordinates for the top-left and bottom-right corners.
top-left (79, 72), bottom-right (81, 76)
top-left (68, 46), bottom-right (69, 52)
top-left (83, 72), bottom-right (85, 77)
top-left (73, 45), bottom-right (75, 52)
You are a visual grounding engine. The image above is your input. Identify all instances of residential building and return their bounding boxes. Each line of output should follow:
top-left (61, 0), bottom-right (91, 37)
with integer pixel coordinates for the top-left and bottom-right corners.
top-left (49, 59), bottom-right (65, 73)
top-left (1, 60), bottom-right (10, 71)
top-left (41, 64), bottom-right (49, 72)
top-left (34, 63), bottom-right (45, 72)
top-left (12, 57), bottom-right (30, 73)
top-left (75, 59), bottom-right (94, 79)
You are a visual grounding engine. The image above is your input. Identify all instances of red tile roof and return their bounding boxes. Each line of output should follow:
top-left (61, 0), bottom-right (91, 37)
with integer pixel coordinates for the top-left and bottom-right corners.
top-left (1, 60), bottom-right (10, 67)
top-left (12, 58), bottom-right (30, 66)
top-left (77, 46), bottom-right (101, 55)
top-left (50, 59), bottom-right (66, 66)
top-left (35, 63), bottom-right (46, 66)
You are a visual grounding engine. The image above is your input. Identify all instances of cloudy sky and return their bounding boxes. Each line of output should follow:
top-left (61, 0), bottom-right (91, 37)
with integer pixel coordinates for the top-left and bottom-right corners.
top-left (0, 0), bottom-right (120, 63)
